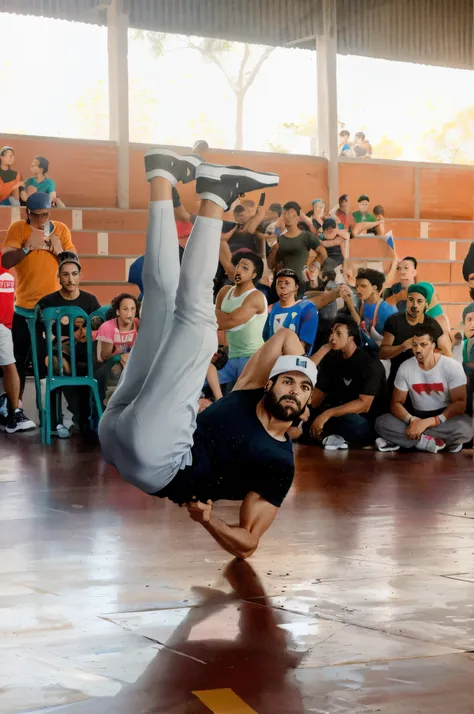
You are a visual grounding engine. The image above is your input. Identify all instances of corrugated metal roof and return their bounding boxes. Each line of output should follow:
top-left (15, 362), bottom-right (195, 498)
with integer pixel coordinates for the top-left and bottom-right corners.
top-left (1, 0), bottom-right (473, 68)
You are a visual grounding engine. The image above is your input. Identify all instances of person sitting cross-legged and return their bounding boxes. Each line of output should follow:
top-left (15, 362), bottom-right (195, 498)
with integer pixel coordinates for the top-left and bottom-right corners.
top-left (375, 326), bottom-right (473, 453)
top-left (301, 314), bottom-right (387, 450)
top-left (263, 269), bottom-right (319, 356)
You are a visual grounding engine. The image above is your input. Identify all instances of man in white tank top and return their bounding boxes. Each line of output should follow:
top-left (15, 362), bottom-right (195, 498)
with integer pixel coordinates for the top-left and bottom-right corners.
top-left (213, 251), bottom-right (268, 387)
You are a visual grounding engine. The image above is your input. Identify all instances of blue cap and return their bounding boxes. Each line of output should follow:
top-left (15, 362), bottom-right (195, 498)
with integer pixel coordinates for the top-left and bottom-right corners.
top-left (26, 192), bottom-right (51, 211)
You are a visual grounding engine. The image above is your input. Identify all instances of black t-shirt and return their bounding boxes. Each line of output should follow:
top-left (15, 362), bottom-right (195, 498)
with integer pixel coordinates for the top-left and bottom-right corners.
top-left (317, 348), bottom-right (387, 416)
top-left (160, 389), bottom-right (294, 507)
top-left (383, 313), bottom-right (443, 382)
top-left (38, 290), bottom-right (101, 361)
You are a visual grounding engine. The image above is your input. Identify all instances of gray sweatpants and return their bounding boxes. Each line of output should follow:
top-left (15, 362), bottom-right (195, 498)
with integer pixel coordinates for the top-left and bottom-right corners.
top-left (375, 413), bottom-right (473, 448)
top-left (99, 200), bottom-right (221, 493)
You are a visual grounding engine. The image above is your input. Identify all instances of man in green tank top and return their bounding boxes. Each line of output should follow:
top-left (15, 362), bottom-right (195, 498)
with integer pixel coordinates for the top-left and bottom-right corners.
top-left (214, 251), bottom-right (268, 387)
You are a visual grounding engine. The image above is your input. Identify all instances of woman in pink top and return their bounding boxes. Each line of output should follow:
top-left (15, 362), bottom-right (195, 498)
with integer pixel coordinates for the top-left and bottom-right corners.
top-left (95, 293), bottom-right (140, 405)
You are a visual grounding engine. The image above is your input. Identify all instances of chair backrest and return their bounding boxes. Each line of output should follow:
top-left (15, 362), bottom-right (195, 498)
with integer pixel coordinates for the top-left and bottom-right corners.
top-left (40, 306), bottom-right (96, 380)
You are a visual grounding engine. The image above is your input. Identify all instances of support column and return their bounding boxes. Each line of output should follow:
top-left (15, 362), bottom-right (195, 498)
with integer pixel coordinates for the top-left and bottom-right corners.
top-left (316, 0), bottom-right (339, 209)
top-left (107, 0), bottom-right (130, 209)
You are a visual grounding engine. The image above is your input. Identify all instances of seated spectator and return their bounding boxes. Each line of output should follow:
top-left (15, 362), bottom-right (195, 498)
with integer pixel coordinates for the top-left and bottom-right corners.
top-left (330, 194), bottom-right (356, 233)
top-left (259, 202), bottom-right (282, 236)
top-left (0, 146), bottom-right (21, 206)
top-left (0, 250), bottom-right (36, 433)
top-left (95, 293), bottom-right (140, 404)
top-left (353, 132), bottom-right (372, 158)
top-left (340, 268), bottom-right (397, 350)
top-left (352, 195), bottom-right (383, 236)
top-left (367, 204), bottom-right (385, 235)
top-left (318, 217), bottom-right (350, 267)
top-left (38, 252), bottom-right (101, 436)
top-left (267, 201), bottom-right (327, 291)
top-left (375, 327), bottom-right (472, 453)
top-left (263, 269), bottom-right (319, 356)
top-left (379, 283), bottom-right (452, 391)
top-left (384, 255), bottom-right (417, 311)
top-left (306, 265), bottom-right (342, 351)
top-left (1, 192), bottom-right (75, 397)
top-left (214, 252), bottom-right (267, 387)
top-left (339, 130), bottom-right (354, 157)
top-left (21, 156), bottom-right (63, 207)
top-left (302, 315), bottom-right (386, 449)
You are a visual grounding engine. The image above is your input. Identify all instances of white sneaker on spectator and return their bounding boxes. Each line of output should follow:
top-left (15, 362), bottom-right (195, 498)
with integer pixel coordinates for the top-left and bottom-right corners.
top-left (447, 443), bottom-right (463, 453)
top-left (416, 434), bottom-right (445, 453)
top-left (54, 424), bottom-right (71, 439)
top-left (375, 437), bottom-right (400, 452)
top-left (322, 435), bottom-right (348, 451)
top-left (4, 409), bottom-right (36, 434)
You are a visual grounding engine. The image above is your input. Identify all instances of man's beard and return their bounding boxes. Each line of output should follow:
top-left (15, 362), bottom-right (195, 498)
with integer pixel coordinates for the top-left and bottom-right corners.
top-left (469, 288), bottom-right (474, 301)
top-left (263, 387), bottom-right (305, 422)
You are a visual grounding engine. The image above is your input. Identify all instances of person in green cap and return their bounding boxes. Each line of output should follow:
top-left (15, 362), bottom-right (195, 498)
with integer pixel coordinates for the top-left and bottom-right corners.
top-left (462, 303), bottom-right (474, 379)
top-left (380, 282), bottom-right (452, 390)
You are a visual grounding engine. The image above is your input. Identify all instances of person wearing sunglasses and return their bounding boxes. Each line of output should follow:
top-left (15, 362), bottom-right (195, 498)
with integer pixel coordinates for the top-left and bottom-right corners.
top-left (1, 192), bottom-right (75, 397)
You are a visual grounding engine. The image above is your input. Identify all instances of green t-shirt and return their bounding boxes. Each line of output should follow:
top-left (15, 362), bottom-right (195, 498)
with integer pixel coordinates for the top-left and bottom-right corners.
top-left (24, 176), bottom-right (56, 194)
top-left (352, 210), bottom-right (376, 223)
top-left (275, 231), bottom-right (321, 279)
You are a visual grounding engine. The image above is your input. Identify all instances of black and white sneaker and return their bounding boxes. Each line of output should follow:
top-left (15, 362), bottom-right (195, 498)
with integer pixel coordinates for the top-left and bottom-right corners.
top-left (0, 392), bottom-right (7, 418)
top-left (196, 164), bottom-right (279, 210)
top-left (5, 409), bottom-right (36, 434)
top-left (144, 148), bottom-right (202, 185)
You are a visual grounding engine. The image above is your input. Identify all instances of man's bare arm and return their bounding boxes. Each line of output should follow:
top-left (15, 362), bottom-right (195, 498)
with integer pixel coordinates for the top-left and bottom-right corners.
top-left (203, 492), bottom-right (279, 559)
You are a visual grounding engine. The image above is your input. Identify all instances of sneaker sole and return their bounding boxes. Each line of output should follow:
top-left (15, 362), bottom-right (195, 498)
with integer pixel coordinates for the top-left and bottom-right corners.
top-left (324, 444), bottom-right (349, 451)
top-left (447, 444), bottom-right (463, 453)
top-left (196, 164), bottom-right (279, 187)
top-left (377, 446), bottom-right (400, 452)
top-left (5, 424), bottom-right (36, 434)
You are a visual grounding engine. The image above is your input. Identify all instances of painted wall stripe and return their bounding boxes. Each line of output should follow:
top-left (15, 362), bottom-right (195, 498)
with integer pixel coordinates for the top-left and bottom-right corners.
top-left (193, 688), bottom-right (257, 713)
top-left (420, 221), bottom-right (429, 239)
top-left (72, 209), bottom-right (83, 230)
top-left (98, 232), bottom-right (109, 255)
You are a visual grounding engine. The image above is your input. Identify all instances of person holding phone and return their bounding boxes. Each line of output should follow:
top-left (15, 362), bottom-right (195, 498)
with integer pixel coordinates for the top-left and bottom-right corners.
top-left (1, 192), bottom-right (75, 396)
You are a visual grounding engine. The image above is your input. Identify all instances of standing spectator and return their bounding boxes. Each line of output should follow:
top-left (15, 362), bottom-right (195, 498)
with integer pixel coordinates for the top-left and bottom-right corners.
top-left (376, 327), bottom-right (472, 453)
top-left (341, 268), bottom-right (397, 349)
top-left (0, 250), bottom-right (36, 433)
top-left (308, 198), bottom-right (327, 232)
top-left (353, 132), bottom-right (373, 158)
top-left (214, 253), bottom-right (267, 386)
top-left (339, 130), bottom-right (354, 157)
top-left (21, 156), bottom-right (62, 207)
top-left (267, 201), bottom-right (327, 289)
top-left (331, 194), bottom-right (356, 232)
top-left (263, 269), bottom-right (319, 356)
top-left (0, 146), bottom-right (21, 206)
top-left (305, 315), bottom-right (386, 450)
top-left (379, 283), bottom-right (452, 390)
top-left (385, 256), bottom-right (418, 311)
top-left (1, 192), bottom-right (75, 396)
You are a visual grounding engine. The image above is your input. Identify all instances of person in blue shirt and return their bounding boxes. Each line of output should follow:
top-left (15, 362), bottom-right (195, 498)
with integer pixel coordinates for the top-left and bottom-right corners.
top-left (263, 269), bottom-right (319, 356)
top-left (341, 267), bottom-right (397, 352)
top-left (21, 156), bottom-right (61, 206)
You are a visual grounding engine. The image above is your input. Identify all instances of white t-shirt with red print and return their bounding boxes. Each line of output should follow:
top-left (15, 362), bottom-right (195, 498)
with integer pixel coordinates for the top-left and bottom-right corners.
top-left (96, 317), bottom-right (139, 360)
top-left (394, 355), bottom-right (466, 412)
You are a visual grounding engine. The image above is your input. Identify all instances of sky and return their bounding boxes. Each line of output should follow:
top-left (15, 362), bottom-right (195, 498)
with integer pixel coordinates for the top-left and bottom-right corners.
top-left (1, 12), bottom-right (474, 162)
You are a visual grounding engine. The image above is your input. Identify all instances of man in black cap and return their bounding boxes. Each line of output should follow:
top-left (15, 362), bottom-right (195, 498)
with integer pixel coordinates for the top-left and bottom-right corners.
top-left (462, 243), bottom-right (474, 301)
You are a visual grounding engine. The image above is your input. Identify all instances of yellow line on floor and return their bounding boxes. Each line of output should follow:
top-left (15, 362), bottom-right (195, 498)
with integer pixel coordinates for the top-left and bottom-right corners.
top-left (193, 688), bottom-right (257, 713)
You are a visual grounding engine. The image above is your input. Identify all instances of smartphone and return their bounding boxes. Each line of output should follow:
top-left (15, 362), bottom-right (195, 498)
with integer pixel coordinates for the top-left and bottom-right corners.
top-left (258, 192), bottom-right (266, 207)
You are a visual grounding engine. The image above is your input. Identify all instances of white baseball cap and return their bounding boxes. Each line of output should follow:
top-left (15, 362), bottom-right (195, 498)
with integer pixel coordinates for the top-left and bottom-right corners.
top-left (269, 355), bottom-right (317, 387)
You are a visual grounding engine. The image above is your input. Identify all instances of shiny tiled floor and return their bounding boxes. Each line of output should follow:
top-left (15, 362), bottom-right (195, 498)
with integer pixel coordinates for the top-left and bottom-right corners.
top-left (1, 423), bottom-right (474, 713)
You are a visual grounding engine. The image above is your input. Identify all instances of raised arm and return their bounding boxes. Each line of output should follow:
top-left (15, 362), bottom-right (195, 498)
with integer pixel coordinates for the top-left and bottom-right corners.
top-left (383, 248), bottom-right (398, 290)
top-left (234, 326), bottom-right (305, 392)
top-left (218, 240), bottom-right (236, 281)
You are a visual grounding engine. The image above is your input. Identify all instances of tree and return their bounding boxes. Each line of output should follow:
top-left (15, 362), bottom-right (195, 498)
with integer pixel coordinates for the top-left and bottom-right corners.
top-left (420, 107), bottom-right (474, 164)
top-left (372, 135), bottom-right (403, 160)
top-left (134, 32), bottom-right (274, 150)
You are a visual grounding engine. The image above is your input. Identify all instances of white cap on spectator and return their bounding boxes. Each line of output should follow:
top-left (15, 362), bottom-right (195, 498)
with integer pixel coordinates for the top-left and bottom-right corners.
top-left (269, 355), bottom-right (317, 387)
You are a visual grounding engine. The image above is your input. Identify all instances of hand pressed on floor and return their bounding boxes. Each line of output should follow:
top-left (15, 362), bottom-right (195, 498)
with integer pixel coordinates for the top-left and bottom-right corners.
top-left (187, 499), bottom-right (213, 523)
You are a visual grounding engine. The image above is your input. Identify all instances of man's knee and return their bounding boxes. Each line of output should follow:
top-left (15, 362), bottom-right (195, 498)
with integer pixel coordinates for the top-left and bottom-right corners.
top-left (375, 413), bottom-right (399, 436)
top-left (451, 415), bottom-right (474, 443)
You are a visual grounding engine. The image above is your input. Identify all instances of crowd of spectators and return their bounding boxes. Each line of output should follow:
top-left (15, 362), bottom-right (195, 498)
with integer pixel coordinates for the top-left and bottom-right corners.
top-left (1, 151), bottom-right (473, 456)
top-left (339, 130), bottom-right (373, 159)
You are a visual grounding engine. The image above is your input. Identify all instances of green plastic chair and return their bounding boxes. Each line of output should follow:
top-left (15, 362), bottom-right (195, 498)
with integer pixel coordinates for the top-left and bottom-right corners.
top-left (14, 305), bottom-right (42, 415)
top-left (39, 306), bottom-right (103, 445)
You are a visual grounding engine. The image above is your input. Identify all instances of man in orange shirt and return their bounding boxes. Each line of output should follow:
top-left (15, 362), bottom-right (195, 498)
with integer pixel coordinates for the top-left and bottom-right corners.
top-left (1, 192), bottom-right (75, 395)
